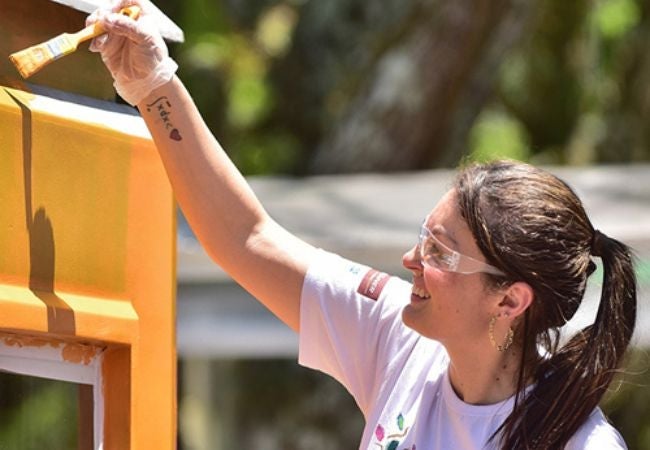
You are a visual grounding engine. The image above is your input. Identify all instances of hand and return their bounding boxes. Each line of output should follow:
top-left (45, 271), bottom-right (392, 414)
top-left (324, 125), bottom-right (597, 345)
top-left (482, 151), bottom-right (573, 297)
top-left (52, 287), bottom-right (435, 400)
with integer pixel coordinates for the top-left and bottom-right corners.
top-left (86, 0), bottom-right (177, 106)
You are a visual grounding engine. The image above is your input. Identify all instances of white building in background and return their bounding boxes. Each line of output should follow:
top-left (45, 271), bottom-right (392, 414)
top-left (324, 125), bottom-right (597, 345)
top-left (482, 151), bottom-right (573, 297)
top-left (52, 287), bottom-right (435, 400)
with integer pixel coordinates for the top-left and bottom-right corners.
top-left (176, 165), bottom-right (650, 358)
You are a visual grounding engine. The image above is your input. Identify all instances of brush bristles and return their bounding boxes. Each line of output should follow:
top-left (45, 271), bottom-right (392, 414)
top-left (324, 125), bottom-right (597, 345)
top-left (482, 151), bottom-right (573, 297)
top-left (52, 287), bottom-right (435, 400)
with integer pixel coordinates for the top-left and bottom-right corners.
top-left (9, 35), bottom-right (76, 78)
top-left (9, 45), bottom-right (52, 78)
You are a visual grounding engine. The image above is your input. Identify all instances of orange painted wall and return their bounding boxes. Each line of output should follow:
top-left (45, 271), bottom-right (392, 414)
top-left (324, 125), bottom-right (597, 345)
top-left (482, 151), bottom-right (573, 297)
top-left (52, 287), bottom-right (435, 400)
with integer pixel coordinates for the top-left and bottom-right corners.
top-left (0, 84), bottom-right (176, 449)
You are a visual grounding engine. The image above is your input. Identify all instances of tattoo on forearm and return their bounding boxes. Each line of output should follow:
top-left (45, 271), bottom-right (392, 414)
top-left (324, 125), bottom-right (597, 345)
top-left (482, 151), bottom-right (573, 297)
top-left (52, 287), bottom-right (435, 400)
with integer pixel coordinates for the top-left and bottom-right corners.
top-left (146, 96), bottom-right (183, 141)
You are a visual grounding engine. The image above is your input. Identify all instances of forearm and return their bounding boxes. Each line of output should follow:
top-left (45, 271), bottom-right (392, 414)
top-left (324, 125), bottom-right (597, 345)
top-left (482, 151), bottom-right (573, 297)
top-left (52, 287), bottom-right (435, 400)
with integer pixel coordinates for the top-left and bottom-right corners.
top-left (137, 76), bottom-right (267, 267)
top-left (135, 76), bottom-right (315, 331)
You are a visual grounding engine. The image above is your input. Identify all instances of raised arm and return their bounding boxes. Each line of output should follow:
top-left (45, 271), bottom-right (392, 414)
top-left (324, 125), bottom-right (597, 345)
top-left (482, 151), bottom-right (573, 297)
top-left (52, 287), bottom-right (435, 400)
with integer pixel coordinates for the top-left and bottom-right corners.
top-left (88, 1), bottom-right (316, 331)
top-left (143, 78), bottom-right (315, 331)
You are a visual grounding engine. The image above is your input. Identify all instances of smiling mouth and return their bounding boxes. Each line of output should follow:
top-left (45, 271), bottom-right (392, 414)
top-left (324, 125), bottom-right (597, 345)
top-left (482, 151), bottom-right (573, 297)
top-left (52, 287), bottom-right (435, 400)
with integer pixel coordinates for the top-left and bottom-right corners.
top-left (411, 286), bottom-right (431, 300)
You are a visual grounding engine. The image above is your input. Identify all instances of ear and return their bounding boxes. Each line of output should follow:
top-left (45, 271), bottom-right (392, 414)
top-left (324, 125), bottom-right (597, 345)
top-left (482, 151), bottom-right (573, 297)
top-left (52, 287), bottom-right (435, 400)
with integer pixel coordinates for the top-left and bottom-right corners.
top-left (497, 281), bottom-right (534, 319)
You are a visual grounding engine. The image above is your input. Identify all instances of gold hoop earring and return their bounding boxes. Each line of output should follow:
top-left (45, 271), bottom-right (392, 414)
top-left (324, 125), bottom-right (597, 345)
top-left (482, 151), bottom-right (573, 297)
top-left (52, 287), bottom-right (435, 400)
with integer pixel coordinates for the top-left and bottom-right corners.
top-left (489, 315), bottom-right (514, 352)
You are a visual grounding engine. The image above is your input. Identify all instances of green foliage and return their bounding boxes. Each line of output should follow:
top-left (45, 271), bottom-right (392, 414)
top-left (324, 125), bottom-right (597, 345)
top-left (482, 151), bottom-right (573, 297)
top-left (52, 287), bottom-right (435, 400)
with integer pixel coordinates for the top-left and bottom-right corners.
top-left (479, 0), bottom-right (650, 165)
top-left (228, 71), bottom-right (272, 129)
top-left (494, 0), bottom-right (588, 161)
top-left (0, 373), bottom-right (80, 449)
top-left (603, 349), bottom-right (650, 450)
top-left (255, 4), bottom-right (297, 57)
top-left (165, 0), bottom-right (300, 175)
top-left (231, 131), bottom-right (300, 175)
top-left (593, 0), bottom-right (640, 40)
top-left (469, 109), bottom-right (530, 163)
top-left (160, 0), bottom-right (649, 175)
top-left (184, 33), bottom-right (231, 69)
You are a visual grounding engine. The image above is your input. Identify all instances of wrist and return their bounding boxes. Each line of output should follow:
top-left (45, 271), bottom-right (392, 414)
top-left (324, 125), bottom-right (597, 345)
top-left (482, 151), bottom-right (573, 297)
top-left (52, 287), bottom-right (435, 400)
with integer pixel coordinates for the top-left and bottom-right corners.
top-left (137, 75), bottom-right (178, 109)
top-left (115, 57), bottom-right (178, 106)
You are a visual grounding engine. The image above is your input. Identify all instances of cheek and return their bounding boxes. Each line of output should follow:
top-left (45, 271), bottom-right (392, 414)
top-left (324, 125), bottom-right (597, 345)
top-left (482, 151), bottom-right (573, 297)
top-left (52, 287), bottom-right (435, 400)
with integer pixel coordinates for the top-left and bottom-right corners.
top-left (422, 266), bottom-right (454, 293)
top-left (423, 268), bottom-right (477, 316)
top-left (424, 268), bottom-right (462, 310)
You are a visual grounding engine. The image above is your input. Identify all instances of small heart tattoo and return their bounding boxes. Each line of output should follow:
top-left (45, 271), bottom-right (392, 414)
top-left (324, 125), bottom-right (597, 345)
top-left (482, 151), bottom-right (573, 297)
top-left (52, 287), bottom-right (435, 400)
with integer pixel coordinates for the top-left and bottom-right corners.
top-left (170, 129), bottom-right (182, 141)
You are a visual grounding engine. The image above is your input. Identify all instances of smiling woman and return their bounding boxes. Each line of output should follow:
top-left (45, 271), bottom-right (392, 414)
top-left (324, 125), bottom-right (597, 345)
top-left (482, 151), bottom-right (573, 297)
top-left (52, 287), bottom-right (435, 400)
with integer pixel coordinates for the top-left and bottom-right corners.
top-left (454, 161), bottom-right (636, 448)
top-left (85, 1), bottom-right (637, 448)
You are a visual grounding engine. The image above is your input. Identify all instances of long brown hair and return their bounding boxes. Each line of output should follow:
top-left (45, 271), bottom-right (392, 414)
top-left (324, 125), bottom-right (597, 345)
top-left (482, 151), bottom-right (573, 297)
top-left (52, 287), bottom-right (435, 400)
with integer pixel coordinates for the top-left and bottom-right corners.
top-left (454, 160), bottom-right (637, 449)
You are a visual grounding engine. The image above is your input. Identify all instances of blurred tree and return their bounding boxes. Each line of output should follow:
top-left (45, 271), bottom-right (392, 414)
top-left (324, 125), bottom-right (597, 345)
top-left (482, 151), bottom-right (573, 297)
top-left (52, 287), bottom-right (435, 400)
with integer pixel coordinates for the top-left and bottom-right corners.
top-left (270, 0), bottom-right (537, 173)
top-left (492, 0), bottom-right (650, 165)
top-left (154, 0), bottom-right (650, 175)
top-left (158, 0), bottom-right (303, 175)
top-left (497, 0), bottom-right (589, 163)
top-left (595, 0), bottom-right (650, 162)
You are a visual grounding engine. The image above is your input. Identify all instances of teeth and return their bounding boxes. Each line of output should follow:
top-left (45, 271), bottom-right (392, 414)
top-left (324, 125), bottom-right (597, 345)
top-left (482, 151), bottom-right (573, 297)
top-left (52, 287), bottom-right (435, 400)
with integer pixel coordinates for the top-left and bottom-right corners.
top-left (412, 286), bottom-right (431, 299)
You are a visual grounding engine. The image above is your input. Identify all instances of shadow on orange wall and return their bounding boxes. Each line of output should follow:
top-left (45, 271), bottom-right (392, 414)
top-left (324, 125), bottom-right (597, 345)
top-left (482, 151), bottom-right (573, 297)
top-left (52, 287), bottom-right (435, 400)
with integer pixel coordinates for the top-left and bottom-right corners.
top-left (8, 90), bottom-right (76, 335)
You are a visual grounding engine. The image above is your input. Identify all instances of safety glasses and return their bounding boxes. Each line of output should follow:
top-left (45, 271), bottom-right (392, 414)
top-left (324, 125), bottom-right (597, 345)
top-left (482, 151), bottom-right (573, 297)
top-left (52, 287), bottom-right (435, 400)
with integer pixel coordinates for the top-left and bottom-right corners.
top-left (418, 223), bottom-right (505, 276)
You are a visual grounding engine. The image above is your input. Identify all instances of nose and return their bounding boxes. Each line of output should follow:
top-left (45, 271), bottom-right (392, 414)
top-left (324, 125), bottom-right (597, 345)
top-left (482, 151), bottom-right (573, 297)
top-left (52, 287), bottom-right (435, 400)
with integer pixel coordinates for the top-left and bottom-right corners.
top-left (402, 245), bottom-right (422, 273)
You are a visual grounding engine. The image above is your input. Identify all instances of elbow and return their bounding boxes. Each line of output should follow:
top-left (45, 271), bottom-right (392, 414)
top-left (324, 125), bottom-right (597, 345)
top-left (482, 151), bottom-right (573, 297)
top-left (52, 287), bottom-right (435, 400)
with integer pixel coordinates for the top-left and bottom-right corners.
top-left (200, 215), bottom-right (273, 269)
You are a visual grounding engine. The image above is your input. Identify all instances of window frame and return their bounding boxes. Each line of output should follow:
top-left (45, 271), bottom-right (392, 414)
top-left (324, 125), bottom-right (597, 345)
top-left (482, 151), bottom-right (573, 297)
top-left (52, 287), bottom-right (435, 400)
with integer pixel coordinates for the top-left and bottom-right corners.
top-left (0, 335), bottom-right (105, 450)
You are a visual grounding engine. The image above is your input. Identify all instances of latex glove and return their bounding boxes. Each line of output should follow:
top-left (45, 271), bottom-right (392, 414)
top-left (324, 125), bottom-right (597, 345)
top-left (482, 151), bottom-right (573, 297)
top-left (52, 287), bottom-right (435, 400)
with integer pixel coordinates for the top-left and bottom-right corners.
top-left (87, 0), bottom-right (177, 106)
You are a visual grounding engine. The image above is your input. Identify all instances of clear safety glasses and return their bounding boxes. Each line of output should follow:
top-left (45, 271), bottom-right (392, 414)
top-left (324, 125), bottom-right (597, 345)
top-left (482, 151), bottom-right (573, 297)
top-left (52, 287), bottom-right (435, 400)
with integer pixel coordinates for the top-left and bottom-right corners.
top-left (418, 224), bottom-right (505, 276)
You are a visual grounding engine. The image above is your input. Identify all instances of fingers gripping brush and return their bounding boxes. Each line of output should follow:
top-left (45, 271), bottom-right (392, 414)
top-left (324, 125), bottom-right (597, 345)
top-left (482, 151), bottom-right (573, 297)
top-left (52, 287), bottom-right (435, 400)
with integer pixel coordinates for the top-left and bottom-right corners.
top-left (9, 6), bottom-right (141, 79)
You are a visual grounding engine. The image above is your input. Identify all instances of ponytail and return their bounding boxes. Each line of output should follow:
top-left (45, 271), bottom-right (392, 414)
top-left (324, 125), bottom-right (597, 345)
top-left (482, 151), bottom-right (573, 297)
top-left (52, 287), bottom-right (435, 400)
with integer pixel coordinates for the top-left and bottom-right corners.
top-left (455, 161), bottom-right (638, 449)
top-left (497, 231), bottom-right (637, 449)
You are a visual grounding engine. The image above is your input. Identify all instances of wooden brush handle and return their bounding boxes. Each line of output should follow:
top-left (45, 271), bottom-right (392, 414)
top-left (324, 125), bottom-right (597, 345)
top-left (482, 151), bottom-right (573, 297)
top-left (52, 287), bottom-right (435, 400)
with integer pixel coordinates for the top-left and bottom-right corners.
top-left (73, 5), bottom-right (142, 44)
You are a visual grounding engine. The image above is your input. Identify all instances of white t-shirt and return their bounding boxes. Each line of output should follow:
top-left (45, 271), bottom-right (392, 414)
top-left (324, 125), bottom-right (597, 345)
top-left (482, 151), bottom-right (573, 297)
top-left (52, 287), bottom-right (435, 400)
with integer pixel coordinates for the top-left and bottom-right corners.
top-left (299, 250), bottom-right (626, 450)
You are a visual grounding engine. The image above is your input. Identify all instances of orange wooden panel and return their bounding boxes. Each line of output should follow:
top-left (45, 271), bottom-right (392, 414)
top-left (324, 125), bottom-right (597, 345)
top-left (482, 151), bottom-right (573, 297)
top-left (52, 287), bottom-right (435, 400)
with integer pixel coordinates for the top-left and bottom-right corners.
top-left (0, 84), bottom-right (176, 449)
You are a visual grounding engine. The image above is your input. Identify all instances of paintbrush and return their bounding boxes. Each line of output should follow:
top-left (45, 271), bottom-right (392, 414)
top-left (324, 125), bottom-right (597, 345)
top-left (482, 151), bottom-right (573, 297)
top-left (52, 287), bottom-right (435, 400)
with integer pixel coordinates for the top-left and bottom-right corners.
top-left (9, 6), bottom-right (141, 79)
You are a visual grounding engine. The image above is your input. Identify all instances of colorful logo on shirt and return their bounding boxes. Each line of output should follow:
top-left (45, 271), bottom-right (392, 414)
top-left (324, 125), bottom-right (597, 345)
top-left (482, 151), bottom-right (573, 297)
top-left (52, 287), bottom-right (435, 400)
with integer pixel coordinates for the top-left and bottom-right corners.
top-left (357, 269), bottom-right (390, 301)
top-left (374, 413), bottom-right (414, 450)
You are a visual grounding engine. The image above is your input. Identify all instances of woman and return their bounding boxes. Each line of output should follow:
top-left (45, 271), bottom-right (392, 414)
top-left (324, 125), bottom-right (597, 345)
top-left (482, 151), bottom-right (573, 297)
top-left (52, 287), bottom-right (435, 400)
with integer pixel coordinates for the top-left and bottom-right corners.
top-left (87, 2), bottom-right (637, 448)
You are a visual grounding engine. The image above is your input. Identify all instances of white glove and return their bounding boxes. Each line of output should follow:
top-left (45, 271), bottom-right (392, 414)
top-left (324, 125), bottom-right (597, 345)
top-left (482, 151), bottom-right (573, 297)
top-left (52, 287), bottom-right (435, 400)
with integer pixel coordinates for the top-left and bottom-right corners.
top-left (87, 0), bottom-right (177, 106)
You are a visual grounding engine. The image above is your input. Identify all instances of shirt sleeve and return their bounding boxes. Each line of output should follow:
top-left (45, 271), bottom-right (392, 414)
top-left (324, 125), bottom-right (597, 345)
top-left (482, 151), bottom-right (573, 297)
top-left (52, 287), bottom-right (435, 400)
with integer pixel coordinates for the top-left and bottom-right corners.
top-left (565, 408), bottom-right (627, 449)
top-left (298, 249), bottom-right (421, 416)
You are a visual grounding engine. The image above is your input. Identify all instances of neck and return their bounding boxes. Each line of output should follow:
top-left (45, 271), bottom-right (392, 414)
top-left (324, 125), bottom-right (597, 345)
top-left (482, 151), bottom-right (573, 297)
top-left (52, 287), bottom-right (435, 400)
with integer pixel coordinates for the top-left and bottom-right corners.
top-left (446, 341), bottom-right (524, 405)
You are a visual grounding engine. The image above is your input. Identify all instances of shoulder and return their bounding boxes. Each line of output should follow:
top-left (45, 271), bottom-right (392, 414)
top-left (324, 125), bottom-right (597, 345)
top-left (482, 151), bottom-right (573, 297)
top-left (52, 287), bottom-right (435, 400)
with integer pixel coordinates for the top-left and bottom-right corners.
top-left (565, 408), bottom-right (626, 449)
top-left (303, 249), bottom-right (409, 307)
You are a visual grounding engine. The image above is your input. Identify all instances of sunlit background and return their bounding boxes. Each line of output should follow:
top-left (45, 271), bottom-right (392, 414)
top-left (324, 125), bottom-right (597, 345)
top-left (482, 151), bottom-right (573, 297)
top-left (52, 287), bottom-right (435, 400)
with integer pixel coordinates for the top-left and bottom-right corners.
top-left (154, 0), bottom-right (650, 175)
top-left (1, 0), bottom-right (649, 449)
